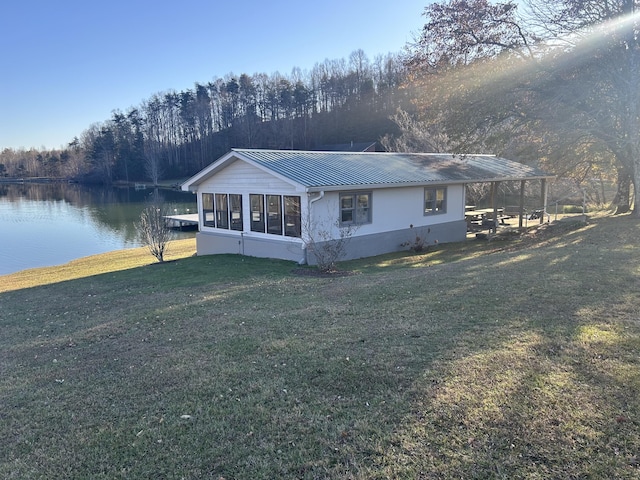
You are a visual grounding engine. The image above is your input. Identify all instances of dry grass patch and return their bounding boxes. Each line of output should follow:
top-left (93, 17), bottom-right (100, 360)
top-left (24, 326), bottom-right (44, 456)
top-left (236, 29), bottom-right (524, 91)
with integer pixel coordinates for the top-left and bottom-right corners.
top-left (0, 238), bottom-right (197, 293)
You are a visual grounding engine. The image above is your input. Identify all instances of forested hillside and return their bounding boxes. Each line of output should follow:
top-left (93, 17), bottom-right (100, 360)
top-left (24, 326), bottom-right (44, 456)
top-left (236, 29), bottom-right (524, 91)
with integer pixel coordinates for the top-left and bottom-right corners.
top-left (0, 51), bottom-right (410, 183)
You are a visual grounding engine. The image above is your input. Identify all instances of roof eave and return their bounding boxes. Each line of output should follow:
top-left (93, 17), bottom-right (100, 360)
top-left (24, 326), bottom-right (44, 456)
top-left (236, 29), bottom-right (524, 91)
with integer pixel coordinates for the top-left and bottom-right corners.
top-left (466, 174), bottom-right (556, 183)
top-left (304, 175), bottom-right (555, 192)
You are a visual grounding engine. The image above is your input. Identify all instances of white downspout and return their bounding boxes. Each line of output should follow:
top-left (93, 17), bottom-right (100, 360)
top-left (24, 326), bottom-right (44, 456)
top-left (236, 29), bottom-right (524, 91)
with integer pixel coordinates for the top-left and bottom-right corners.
top-left (309, 190), bottom-right (325, 205)
top-left (300, 190), bottom-right (325, 265)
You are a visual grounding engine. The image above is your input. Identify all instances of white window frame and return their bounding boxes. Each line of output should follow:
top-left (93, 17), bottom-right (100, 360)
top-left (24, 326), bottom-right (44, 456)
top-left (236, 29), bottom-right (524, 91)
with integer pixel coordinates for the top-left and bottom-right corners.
top-left (340, 191), bottom-right (372, 226)
top-left (424, 186), bottom-right (447, 215)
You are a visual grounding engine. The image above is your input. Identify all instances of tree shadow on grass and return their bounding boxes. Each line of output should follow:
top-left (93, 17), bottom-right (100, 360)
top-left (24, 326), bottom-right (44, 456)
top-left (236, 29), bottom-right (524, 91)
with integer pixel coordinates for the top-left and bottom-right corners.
top-left (361, 214), bottom-right (640, 479)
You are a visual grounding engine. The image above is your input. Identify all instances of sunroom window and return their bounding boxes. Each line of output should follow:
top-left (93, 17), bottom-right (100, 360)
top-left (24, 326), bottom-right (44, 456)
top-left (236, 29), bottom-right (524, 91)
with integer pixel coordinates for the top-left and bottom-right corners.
top-left (250, 194), bottom-right (265, 233)
top-left (250, 194), bottom-right (301, 238)
top-left (284, 196), bottom-right (301, 237)
top-left (215, 194), bottom-right (229, 229)
top-left (202, 193), bottom-right (215, 227)
top-left (229, 194), bottom-right (242, 231)
top-left (267, 195), bottom-right (283, 235)
top-left (202, 192), bottom-right (243, 230)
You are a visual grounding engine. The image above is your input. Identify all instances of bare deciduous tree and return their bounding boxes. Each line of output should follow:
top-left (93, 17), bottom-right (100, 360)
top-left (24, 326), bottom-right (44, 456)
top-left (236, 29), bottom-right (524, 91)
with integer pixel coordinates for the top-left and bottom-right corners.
top-left (410, 0), bottom-right (640, 213)
top-left (136, 197), bottom-right (172, 263)
top-left (381, 109), bottom-right (451, 153)
top-left (302, 211), bottom-right (358, 273)
top-left (144, 140), bottom-right (164, 186)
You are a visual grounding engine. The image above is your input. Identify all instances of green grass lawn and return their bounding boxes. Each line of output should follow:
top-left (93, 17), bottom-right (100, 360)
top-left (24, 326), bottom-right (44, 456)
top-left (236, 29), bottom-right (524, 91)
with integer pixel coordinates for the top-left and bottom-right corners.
top-left (2, 214), bottom-right (640, 479)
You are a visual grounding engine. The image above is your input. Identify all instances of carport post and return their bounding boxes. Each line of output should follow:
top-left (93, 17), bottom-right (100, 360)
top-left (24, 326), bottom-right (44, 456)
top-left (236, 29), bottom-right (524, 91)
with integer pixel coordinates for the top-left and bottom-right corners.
top-left (540, 178), bottom-right (548, 225)
top-left (519, 180), bottom-right (525, 229)
top-left (491, 181), bottom-right (499, 233)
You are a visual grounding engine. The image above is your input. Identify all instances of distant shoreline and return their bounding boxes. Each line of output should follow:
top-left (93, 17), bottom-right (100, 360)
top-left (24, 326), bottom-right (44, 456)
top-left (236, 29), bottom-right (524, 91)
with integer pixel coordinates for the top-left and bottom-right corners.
top-left (0, 176), bottom-right (70, 184)
top-left (0, 177), bottom-right (185, 189)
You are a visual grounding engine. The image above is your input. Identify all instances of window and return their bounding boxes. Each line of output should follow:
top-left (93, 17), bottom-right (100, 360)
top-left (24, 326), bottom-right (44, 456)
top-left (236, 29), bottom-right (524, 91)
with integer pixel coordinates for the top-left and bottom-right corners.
top-left (249, 194), bottom-right (301, 237)
top-left (215, 194), bottom-right (228, 229)
top-left (229, 194), bottom-right (243, 231)
top-left (284, 196), bottom-right (301, 237)
top-left (202, 193), bottom-right (215, 227)
top-left (340, 192), bottom-right (371, 226)
top-left (201, 193), bottom-right (243, 230)
top-left (267, 195), bottom-right (283, 235)
top-left (250, 194), bottom-right (265, 232)
top-left (424, 187), bottom-right (446, 215)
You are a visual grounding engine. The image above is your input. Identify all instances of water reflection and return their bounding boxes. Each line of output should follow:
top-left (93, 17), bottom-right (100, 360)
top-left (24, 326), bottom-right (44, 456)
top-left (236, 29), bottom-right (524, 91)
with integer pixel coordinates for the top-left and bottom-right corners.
top-left (0, 183), bottom-right (197, 275)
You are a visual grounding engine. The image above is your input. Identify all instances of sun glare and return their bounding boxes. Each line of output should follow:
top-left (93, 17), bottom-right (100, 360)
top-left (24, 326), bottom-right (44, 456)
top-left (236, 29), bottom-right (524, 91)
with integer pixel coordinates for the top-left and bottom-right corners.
top-left (420, 7), bottom-right (640, 105)
top-left (569, 8), bottom-right (640, 50)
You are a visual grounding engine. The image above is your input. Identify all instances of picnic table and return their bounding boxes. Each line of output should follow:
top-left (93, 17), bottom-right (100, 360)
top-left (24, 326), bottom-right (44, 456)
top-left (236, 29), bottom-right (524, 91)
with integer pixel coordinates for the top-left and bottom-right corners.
top-left (465, 207), bottom-right (505, 222)
top-left (465, 207), bottom-right (508, 232)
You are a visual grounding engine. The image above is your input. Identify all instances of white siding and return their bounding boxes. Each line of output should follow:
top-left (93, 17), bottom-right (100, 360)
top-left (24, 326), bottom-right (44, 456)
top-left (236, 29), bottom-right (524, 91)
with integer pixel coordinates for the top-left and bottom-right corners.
top-left (198, 159), bottom-right (300, 194)
top-left (308, 185), bottom-right (465, 238)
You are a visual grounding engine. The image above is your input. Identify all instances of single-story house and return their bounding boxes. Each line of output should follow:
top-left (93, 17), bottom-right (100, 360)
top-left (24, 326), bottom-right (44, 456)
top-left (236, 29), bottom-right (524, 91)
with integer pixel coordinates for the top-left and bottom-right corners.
top-left (181, 149), bottom-right (553, 265)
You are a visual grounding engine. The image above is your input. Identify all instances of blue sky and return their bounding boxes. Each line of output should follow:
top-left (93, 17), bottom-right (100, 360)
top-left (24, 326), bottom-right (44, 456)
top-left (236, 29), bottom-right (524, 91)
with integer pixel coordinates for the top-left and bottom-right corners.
top-left (1, 0), bottom-right (428, 150)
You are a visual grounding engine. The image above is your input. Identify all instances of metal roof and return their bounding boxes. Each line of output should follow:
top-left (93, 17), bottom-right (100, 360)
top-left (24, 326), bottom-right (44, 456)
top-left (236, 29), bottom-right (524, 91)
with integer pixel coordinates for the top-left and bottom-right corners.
top-left (183, 149), bottom-right (553, 192)
top-left (314, 141), bottom-right (382, 152)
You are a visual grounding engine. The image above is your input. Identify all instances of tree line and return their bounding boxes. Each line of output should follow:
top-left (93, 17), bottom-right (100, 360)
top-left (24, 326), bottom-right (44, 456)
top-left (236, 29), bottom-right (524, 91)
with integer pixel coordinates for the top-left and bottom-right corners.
top-left (0, 51), bottom-right (410, 183)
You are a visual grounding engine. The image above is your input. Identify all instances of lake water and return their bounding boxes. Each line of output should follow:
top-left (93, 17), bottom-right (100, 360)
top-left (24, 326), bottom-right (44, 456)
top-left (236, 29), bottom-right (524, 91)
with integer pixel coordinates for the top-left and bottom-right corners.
top-left (0, 182), bottom-right (197, 275)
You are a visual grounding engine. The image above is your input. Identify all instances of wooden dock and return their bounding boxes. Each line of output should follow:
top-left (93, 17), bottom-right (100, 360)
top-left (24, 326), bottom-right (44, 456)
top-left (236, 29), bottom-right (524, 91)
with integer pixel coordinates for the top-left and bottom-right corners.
top-left (164, 213), bottom-right (199, 230)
